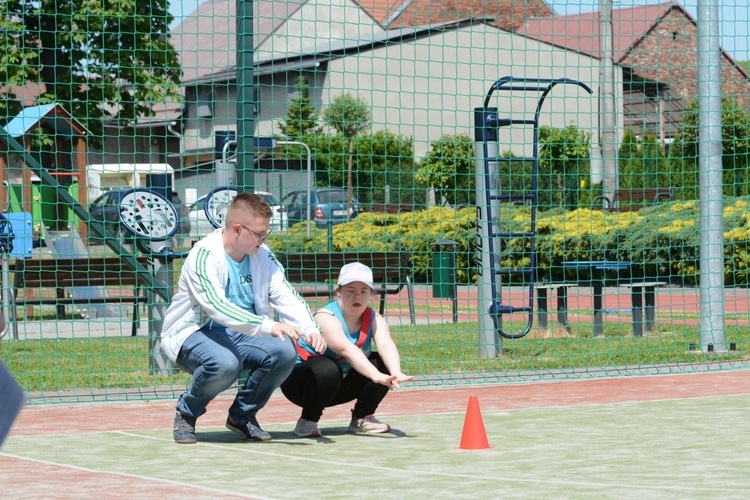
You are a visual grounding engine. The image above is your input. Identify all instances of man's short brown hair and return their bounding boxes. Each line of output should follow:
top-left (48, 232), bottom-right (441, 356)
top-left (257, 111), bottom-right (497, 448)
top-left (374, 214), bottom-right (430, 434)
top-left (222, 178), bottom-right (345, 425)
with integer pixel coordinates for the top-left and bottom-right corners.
top-left (226, 192), bottom-right (272, 225)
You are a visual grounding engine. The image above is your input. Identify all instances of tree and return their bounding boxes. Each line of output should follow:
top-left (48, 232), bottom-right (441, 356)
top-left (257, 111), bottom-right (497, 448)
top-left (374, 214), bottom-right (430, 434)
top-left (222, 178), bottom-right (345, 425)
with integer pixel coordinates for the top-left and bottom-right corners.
top-left (1, 0), bottom-right (182, 148)
top-left (618, 128), bottom-right (670, 190)
top-left (538, 125), bottom-right (591, 210)
top-left (351, 130), bottom-right (417, 204)
top-left (312, 130), bottom-right (417, 205)
top-left (415, 134), bottom-right (474, 206)
top-left (669, 96), bottom-right (750, 198)
top-left (277, 76), bottom-right (322, 142)
top-left (322, 93), bottom-right (371, 219)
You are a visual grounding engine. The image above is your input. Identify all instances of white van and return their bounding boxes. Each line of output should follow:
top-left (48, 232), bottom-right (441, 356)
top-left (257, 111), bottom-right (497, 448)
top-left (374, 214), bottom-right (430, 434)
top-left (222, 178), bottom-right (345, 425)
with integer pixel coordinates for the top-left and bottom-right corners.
top-left (86, 163), bottom-right (175, 199)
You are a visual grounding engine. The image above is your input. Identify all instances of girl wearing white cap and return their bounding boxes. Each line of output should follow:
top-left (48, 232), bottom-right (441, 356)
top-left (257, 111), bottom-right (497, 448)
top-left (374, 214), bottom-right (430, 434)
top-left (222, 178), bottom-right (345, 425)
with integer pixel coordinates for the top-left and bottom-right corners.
top-left (281, 262), bottom-right (413, 437)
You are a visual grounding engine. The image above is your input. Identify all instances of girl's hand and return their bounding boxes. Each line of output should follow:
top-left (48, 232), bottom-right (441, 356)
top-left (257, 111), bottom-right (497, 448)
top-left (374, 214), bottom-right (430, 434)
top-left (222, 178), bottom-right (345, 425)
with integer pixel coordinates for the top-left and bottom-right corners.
top-left (372, 373), bottom-right (398, 389)
top-left (390, 372), bottom-right (414, 389)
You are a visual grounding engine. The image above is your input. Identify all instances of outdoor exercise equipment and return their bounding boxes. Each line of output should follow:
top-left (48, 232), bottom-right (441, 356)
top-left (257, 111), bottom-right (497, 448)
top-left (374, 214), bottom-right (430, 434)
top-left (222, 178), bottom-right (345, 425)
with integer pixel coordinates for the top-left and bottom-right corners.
top-left (203, 186), bottom-right (239, 229)
top-left (0, 214), bottom-right (15, 340)
top-left (117, 186), bottom-right (240, 373)
top-left (474, 77), bottom-right (592, 352)
top-left (114, 188), bottom-right (186, 373)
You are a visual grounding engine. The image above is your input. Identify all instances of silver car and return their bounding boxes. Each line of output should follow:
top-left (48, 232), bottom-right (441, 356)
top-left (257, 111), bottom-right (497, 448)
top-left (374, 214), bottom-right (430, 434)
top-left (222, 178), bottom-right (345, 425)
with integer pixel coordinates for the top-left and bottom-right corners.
top-left (188, 191), bottom-right (287, 241)
top-left (281, 188), bottom-right (363, 228)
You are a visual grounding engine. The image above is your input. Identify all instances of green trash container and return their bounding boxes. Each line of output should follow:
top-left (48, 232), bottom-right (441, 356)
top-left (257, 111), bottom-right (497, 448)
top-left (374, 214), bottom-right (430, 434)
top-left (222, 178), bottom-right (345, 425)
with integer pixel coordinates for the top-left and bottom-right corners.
top-left (432, 239), bottom-right (457, 298)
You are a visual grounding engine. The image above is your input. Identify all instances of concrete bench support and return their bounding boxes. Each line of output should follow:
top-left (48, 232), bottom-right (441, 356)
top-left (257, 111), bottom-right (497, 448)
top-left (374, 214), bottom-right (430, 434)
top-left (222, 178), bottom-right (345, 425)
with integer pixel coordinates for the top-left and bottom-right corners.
top-left (536, 284), bottom-right (570, 330)
top-left (623, 282), bottom-right (665, 336)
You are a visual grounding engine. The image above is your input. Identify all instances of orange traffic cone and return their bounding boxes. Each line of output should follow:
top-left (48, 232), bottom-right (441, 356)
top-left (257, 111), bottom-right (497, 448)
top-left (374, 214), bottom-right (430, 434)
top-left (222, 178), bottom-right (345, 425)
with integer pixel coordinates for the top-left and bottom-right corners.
top-left (458, 395), bottom-right (491, 450)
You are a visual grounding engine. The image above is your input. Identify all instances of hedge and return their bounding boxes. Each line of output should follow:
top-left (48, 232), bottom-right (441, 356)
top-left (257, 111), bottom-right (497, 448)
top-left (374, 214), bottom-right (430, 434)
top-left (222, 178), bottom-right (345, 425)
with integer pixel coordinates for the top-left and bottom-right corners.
top-left (268, 197), bottom-right (750, 286)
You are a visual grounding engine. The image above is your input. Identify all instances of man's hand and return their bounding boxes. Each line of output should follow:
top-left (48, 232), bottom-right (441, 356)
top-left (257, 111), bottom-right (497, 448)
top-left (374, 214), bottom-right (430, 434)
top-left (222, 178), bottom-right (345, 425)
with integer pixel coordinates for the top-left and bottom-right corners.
top-left (271, 323), bottom-right (302, 341)
top-left (304, 332), bottom-right (327, 353)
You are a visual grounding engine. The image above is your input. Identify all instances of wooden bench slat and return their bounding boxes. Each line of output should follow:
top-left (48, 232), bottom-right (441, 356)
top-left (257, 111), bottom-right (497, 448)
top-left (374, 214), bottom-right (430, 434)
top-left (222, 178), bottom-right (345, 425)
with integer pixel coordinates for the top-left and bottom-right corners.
top-left (12, 256), bottom-right (150, 335)
top-left (13, 251), bottom-right (416, 329)
top-left (14, 257), bottom-right (149, 288)
top-left (592, 187), bottom-right (675, 212)
top-left (275, 251), bottom-right (415, 324)
top-left (19, 297), bottom-right (142, 306)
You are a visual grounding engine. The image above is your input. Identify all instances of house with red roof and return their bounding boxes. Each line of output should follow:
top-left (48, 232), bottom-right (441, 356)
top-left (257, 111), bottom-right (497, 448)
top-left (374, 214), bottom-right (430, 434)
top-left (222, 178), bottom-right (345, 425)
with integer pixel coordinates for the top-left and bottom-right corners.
top-left (357, 0), bottom-right (552, 31)
top-left (517, 0), bottom-right (750, 140)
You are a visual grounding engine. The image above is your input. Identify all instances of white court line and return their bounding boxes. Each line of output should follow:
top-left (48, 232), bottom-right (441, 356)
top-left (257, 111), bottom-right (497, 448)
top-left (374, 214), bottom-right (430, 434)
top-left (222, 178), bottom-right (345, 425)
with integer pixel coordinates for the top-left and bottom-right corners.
top-left (115, 430), bottom-right (750, 495)
top-left (382, 391), bottom-right (750, 419)
top-left (0, 452), bottom-right (265, 500)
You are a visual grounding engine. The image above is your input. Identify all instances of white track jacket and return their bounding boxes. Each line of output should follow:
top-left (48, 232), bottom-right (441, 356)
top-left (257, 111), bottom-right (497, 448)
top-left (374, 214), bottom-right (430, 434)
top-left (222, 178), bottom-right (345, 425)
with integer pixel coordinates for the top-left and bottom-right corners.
top-left (160, 229), bottom-right (319, 362)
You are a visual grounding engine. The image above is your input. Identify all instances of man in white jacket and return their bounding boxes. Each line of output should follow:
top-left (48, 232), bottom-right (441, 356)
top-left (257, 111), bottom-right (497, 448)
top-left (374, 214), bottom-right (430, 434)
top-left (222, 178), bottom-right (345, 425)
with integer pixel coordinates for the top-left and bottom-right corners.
top-left (162, 192), bottom-right (326, 444)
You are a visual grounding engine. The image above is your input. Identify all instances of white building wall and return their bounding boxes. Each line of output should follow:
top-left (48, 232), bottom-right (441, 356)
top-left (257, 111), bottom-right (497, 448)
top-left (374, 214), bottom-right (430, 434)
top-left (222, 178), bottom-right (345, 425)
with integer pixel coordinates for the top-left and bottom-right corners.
top-left (182, 23), bottom-right (622, 166)
top-left (323, 25), bottom-right (615, 158)
top-left (182, 0), bottom-right (380, 159)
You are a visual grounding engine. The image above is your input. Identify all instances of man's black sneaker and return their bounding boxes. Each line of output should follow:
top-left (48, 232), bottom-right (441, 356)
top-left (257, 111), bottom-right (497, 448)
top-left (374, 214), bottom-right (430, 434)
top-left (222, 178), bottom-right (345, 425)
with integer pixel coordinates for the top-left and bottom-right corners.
top-left (173, 411), bottom-right (197, 444)
top-left (226, 415), bottom-right (272, 441)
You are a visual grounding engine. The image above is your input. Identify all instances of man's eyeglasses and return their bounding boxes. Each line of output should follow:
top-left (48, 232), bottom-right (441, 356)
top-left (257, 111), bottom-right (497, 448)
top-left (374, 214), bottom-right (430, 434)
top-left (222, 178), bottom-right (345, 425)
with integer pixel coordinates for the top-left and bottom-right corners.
top-left (238, 224), bottom-right (272, 242)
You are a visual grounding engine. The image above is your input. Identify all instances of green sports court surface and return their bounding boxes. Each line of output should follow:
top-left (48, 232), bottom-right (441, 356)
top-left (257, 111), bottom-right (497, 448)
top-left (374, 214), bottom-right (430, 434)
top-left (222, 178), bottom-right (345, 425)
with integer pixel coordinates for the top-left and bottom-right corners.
top-left (2, 370), bottom-right (750, 498)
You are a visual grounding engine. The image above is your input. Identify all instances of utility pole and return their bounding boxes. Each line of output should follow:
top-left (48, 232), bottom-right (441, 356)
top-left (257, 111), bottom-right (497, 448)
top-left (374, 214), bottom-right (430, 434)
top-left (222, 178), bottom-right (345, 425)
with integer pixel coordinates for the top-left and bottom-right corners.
top-left (599, 0), bottom-right (618, 206)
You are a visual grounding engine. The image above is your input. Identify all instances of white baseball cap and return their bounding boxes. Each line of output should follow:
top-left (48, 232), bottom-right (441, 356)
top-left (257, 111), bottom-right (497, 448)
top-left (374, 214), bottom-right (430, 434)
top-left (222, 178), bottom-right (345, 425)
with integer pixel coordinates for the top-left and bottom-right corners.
top-left (337, 262), bottom-right (375, 290)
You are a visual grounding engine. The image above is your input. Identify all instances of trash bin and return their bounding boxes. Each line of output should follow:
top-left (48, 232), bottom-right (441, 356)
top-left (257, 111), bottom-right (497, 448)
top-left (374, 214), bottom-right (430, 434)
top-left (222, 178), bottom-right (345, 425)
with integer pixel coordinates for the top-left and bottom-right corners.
top-left (432, 239), bottom-right (458, 299)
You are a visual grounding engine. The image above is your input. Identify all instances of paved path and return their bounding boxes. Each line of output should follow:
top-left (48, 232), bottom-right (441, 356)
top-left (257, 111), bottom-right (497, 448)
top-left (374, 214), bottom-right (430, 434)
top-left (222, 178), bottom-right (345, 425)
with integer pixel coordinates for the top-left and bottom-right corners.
top-left (4, 284), bottom-right (749, 339)
top-left (383, 284), bottom-right (750, 328)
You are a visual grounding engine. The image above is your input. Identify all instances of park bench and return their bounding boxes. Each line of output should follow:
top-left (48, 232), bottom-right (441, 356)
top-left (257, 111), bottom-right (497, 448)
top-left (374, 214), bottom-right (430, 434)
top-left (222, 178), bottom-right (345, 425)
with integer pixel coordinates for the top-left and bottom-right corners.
top-left (275, 251), bottom-right (415, 324)
top-left (591, 187), bottom-right (675, 212)
top-left (12, 256), bottom-right (151, 336)
top-left (535, 282), bottom-right (571, 331)
top-left (542, 261), bottom-right (666, 337)
top-left (618, 280), bottom-right (666, 336)
top-left (369, 203), bottom-right (414, 214)
top-left (589, 189), bottom-right (673, 333)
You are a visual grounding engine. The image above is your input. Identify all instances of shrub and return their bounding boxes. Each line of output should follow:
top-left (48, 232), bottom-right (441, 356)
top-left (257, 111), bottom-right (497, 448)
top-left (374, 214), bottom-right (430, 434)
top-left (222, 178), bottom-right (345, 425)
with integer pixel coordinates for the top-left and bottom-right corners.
top-left (268, 197), bottom-right (750, 286)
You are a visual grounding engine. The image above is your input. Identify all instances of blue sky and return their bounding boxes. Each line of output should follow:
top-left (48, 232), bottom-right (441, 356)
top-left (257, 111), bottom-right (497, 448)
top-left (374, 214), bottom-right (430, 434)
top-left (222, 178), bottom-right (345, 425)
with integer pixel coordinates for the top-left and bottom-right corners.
top-left (168, 0), bottom-right (749, 60)
top-left (169, 0), bottom-right (203, 27)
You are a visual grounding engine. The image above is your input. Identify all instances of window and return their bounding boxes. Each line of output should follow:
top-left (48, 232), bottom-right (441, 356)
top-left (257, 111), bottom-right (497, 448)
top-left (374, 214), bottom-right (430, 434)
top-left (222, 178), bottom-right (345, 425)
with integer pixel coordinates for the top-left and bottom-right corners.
top-left (196, 87), bottom-right (214, 118)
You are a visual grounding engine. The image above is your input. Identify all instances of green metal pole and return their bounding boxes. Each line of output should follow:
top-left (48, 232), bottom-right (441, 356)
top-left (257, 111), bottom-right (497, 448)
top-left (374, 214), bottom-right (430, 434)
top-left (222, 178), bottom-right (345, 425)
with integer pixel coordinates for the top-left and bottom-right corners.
top-left (236, 0), bottom-right (255, 193)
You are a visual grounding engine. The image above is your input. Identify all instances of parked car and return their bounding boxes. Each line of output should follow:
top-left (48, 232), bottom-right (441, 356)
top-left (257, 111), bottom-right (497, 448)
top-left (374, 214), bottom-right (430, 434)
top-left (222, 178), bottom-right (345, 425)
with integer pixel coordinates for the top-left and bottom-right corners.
top-left (88, 189), bottom-right (190, 242)
top-left (188, 190), bottom-right (287, 241)
top-left (281, 188), bottom-right (363, 228)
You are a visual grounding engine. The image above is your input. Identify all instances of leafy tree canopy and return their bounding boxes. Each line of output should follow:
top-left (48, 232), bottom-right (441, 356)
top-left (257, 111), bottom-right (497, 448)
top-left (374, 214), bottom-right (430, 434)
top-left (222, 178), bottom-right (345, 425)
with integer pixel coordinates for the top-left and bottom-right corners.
top-left (315, 130), bottom-right (417, 204)
top-left (669, 96), bottom-right (750, 197)
top-left (415, 134), bottom-right (474, 206)
top-left (538, 125), bottom-right (591, 210)
top-left (618, 128), bottom-right (670, 190)
top-left (1, 0), bottom-right (182, 148)
top-left (322, 92), bottom-right (371, 138)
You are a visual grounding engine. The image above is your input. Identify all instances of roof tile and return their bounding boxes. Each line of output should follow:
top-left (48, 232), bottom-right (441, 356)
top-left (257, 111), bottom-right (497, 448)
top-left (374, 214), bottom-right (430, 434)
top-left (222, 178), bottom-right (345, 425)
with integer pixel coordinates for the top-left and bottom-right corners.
top-left (516, 1), bottom-right (680, 61)
top-left (385, 0), bottom-right (552, 31)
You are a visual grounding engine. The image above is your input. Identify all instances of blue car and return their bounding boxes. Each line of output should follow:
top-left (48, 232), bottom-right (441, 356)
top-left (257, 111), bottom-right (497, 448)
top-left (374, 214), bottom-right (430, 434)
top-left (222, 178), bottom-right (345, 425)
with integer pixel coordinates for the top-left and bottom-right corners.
top-left (281, 188), bottom-right (363, 228)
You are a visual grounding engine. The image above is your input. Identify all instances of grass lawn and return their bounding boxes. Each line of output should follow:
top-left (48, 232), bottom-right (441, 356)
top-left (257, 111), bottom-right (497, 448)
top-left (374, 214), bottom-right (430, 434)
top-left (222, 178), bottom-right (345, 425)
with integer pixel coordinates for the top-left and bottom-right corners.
top-left (1, 320), bottom-right (747, 397)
